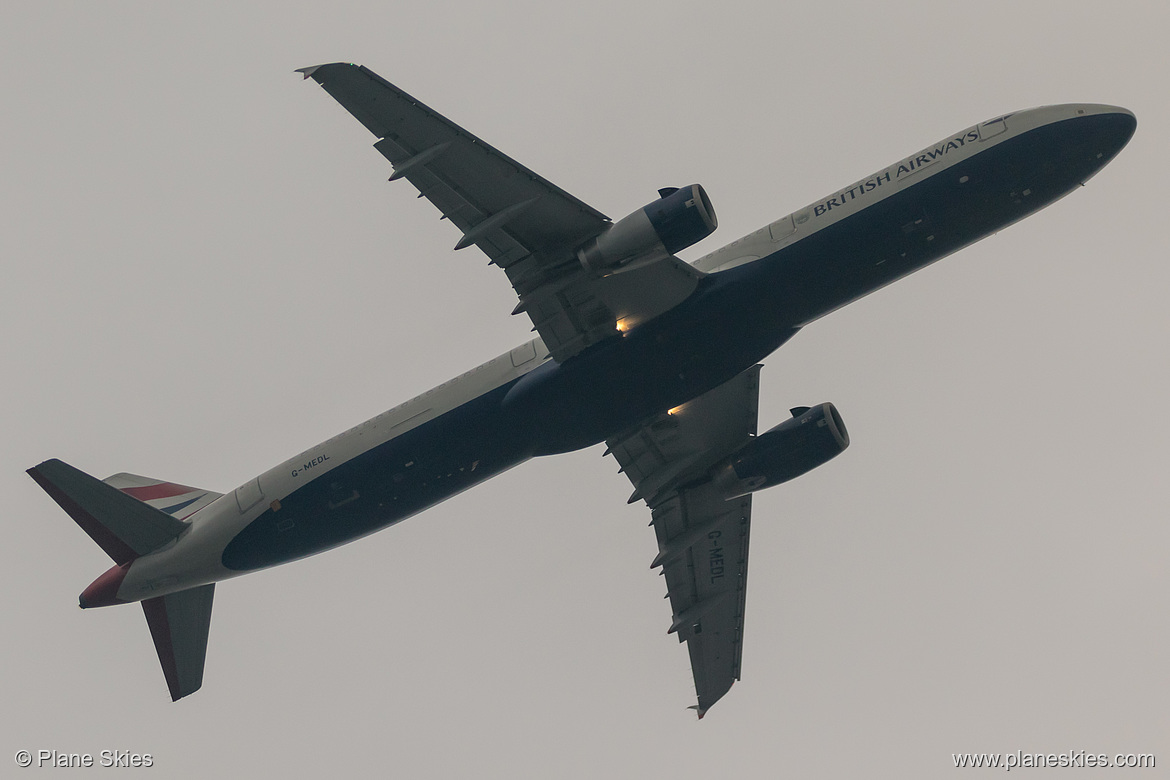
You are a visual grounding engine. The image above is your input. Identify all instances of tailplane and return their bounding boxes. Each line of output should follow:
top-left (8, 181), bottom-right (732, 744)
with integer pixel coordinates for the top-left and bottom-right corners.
top-left (27, 459), bottom-right (207, 564)
top-left (142, 585), bottom-right (216, 701)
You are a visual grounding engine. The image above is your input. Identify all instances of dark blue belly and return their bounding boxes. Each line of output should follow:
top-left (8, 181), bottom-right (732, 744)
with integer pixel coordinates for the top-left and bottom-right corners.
top-left (221, 112), bottom-right (1134, 572)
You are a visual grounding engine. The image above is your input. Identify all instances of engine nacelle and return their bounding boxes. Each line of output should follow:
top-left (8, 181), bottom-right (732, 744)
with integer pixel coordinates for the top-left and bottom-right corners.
top-left (577, 184), bottom-right (717, 274)
top-left (711, 403), bottom-right (850, 499)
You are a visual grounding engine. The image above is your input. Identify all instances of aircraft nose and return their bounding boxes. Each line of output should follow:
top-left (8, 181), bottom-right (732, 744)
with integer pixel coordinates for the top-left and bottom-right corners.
top-left (1065, 106), bottom-right (1137, 175)
top-left (1114, 108), bottom-right (1137, 141)
top-left (1082, 105), bottom-right (1137, 148)
top-left (1100, 106), bottom-right (1136, 137)
top-left (79, 563), bottom-right (130, 609)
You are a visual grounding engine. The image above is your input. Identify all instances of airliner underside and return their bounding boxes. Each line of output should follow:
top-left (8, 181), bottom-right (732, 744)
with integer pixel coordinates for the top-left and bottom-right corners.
top-left (28, 63), bottom-right (1135, 715)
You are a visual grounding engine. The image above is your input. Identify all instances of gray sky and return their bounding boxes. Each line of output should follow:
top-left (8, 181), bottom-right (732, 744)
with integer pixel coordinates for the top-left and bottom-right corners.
top-left (4, 2), bottom-right (1167, 777)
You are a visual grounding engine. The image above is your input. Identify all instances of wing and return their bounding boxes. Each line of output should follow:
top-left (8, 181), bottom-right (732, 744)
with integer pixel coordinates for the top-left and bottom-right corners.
top-left (298, 63), bottom-right (701, 361)
top-left (606, 366), bottom-right (761, 717)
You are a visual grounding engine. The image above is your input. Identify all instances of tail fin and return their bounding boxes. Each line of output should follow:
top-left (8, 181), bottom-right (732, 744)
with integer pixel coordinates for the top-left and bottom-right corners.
top-left (27, 459), bottom-right (218, 564)
top-left (102, 471), bottom-right (221, 521)
top-left (142, 585), bottom-right (216, 701)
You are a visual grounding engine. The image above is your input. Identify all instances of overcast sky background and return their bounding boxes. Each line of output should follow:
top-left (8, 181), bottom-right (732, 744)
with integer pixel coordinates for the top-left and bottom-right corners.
top-left (4, 2), bottom-right (1167, 777)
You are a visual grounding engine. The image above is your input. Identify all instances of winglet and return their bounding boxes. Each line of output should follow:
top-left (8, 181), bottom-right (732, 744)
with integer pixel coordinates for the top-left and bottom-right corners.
top-left (295, 65), bottom-right (323, 80)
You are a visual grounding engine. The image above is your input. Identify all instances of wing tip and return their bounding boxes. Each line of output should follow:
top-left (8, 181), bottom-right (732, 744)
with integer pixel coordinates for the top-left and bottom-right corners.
top-left (27, 458), bottom-right (61, 478)
top-left (170, 682), bottom-right (203, 702)
top-left (295, 62), bottom-right (361, 81)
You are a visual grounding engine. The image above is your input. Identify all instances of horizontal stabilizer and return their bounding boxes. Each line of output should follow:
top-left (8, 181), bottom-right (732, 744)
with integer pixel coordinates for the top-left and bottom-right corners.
top-left (27, 459), bottom-right (191, 565)
top-left (142, 584), bottom-right (215, 701)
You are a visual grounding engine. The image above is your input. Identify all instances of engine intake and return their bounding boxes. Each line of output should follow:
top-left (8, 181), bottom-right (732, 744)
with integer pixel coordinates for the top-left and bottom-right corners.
top-left (577, 184), bottom-right (717, 274)
top-left (712, 403), bottom-right (849, 499)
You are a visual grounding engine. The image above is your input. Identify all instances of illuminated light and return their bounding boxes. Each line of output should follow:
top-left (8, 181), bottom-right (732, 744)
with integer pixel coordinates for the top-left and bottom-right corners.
top-left (668, 406), bottom-right (685, 416)
top-left (616, 316), bottom-right (640, 334)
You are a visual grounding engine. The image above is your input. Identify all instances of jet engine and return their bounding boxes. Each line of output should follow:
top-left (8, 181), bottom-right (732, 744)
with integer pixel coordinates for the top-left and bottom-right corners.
top-left (711, 403), bottom-right (849, 499)
top-left (577, 184), bottom-right (717, 274)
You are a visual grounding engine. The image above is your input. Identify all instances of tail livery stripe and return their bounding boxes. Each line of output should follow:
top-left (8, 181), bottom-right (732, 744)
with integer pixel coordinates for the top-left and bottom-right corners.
top-left (103, 472), bottom-right (223, 520)
top-left (156, 496), bottom-right (207, 516)
top-left (120, 483), bottom-right (202, 502)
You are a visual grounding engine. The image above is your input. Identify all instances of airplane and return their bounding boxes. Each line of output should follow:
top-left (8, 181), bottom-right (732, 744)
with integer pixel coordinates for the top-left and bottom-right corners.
top-left (28, 63), bottom-right (1135, 716)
